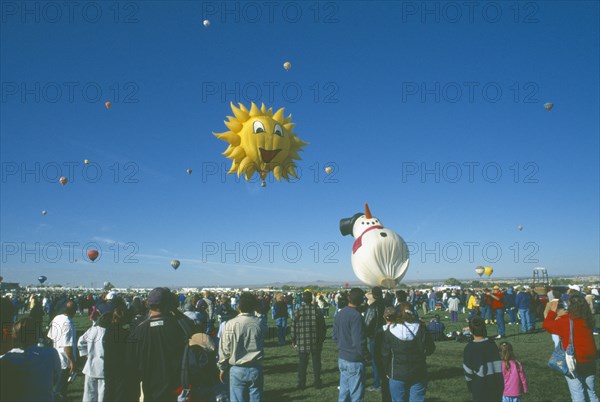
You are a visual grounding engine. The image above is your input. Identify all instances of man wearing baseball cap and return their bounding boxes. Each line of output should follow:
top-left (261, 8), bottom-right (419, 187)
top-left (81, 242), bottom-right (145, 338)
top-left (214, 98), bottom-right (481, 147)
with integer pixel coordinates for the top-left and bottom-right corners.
top-left (128, 287), bottom-right (190, 401)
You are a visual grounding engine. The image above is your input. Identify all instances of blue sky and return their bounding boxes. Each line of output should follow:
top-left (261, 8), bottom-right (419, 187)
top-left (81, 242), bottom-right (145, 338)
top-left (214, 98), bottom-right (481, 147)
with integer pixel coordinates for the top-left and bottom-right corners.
top-left (1, 1), bottom-right (598, 288)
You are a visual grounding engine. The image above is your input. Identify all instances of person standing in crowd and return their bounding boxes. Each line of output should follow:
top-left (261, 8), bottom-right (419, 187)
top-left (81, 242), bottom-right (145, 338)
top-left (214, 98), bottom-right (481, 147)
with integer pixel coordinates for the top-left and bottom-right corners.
top-left (515, 287), bottom-right (532, 333)
top-left (448, 292), bottom-right (460, 323)
top-left (543, 294), bottom-right (598, 402)
top-left (77, 312), bottom-right (106, 402)
top-left (103, 299), bottom-right (137, 401)
top-left (504, 287), bottom-right (518, 326)
top-left (28, 295), bottom-right (44, 340)
top-left (47, 301), bottom-right (77, 401)
top-left (528, 289), bottom-right (539, 332)
top-left (489, 286), bottom-right (506, 339)
top-left (128, 287), bottom-right (189, 402)
top-left (274, 293), bottom-right (289, 346)
top-left (463, 316), bottom-right (504, 402)
top-left (333, 288), bottom-right (369, 402)
top-left (364, 286), bottom-right (385, 392)
top-left (0, 317), bottom-right (61, 402)
top-left (219, 292), bottom-right (266, 402)
top-left (499, 342), bottom-right (528, 402)
top-left (480, 290), bottom-right (493, 325)
top-left (291, 291), bottom-right (326, 390)
top-left (382, 303), bottom-right (436, 402)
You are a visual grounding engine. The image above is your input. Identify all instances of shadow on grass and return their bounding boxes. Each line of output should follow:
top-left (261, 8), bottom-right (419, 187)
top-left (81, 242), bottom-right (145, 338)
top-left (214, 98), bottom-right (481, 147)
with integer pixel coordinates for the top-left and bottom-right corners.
top-left (429, 365), bottom-right (465, 381)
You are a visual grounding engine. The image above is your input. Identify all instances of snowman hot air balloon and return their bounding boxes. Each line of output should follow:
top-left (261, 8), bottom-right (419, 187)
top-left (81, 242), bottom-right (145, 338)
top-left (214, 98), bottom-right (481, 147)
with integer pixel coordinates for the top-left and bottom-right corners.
top-left (340, 203), bottom-right (409, 288)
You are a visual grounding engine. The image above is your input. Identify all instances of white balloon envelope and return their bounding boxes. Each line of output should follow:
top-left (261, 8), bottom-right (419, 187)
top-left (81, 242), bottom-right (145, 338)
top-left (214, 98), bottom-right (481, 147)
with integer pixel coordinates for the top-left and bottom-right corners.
top-left (340, 203), bottom-right (409, 288)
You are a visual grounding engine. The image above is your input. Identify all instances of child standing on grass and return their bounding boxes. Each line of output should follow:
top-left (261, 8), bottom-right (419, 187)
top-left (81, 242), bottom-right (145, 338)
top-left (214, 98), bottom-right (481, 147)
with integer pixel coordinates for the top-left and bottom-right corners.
top-left (499, 342), bottom-right (528, 402)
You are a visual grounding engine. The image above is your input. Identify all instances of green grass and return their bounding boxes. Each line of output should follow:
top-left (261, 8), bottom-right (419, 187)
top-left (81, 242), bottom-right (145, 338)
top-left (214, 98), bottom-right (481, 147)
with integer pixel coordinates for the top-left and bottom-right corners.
top-left (55, 310), bottom-right (599, 401)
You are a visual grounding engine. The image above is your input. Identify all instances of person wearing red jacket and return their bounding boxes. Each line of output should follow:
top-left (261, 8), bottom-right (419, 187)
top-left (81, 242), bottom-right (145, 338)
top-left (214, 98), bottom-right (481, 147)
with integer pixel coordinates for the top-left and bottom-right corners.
top-left (543, 294), bottom-right (598, 402)
top-left (488, 286), bottom-right (506, 339)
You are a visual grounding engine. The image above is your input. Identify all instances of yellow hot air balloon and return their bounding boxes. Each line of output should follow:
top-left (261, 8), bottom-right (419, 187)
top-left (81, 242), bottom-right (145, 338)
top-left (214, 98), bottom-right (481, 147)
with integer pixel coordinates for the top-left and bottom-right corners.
top-left (484, 266), bottom-right (493, 277)
top-left (325, 166), bottom-right (332, 175)
top-left (213, 102), bottom-right (308, 187)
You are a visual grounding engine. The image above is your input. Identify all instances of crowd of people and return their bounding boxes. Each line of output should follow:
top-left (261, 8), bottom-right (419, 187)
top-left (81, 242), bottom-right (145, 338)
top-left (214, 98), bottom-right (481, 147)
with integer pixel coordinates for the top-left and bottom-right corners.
top-left (0, 283), bottom-right (598, 402)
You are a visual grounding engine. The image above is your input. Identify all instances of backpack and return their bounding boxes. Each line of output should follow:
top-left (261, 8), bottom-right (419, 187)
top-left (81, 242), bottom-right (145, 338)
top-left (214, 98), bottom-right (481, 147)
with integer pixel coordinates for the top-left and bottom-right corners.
top-left (177, 317), bottom-right (217, 401)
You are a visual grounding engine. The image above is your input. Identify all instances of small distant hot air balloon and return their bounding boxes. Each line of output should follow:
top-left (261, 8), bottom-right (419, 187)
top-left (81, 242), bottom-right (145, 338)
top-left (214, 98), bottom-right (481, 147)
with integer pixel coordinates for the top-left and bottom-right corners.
top-left (87, 250), bottom-right (99, 262)
top-left (105, 101), bottom-right (112, 109)
top-left (42, 210), bottom-right (47, 216)
top-left (171, 260), bottom-right (181, 270)
top-left (518, 225), bottom-right (523, 231)
top-left (475, 266), bottom-right (484, 277)
top-left (484, 266), bottom-right (493, 277)
top-left (203, 19), bottom-right (210, 27)
top-left (38, 275), bottom-right (47, 284)
top-left (325, 166), bottom-right (332, 175)
top-left (59, 176), bottom-right (68, 186)
top-left (84, 159), bottom-right (90, 165)
top-left (283, 61), bottom-right (291, 71)
top-left (544, 102), bottom-right (554, 111)
top-left (344, 282), bottom-right (350, 288)
top-left (186, 169), bottom-right (192, 175)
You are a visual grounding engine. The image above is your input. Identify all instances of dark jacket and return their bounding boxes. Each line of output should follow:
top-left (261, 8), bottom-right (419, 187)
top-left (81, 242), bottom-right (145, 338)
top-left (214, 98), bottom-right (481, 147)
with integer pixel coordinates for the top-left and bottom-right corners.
top-left (382, 322), bottom-right (435, 382)
top-left (364, 299), bottom-right (385, 338)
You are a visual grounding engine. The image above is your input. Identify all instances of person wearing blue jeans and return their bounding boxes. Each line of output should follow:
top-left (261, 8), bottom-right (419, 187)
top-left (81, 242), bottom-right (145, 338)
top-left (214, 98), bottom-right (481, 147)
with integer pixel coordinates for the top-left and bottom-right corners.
top-left (334, 288), bottom-right (369, 402)
top-left (515, 287), bottom-right (532, 332)
top-left (273, 294), bottom-right (289, 345)
top-left (218, 293), bottom-right (267, 402)
top-left (388, 379), bottom-right (427, 402)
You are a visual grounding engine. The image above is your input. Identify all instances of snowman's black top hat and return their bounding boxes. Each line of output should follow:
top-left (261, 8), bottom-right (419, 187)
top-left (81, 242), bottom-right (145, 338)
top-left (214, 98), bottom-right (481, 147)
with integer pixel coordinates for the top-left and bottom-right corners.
top-left (339, 213), bottom-right (363, 237)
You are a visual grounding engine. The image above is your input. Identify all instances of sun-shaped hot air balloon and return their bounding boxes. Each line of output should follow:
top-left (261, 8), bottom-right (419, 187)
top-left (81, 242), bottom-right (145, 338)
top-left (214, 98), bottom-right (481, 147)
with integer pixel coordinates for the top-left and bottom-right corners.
top-left (171, 260), bottom-right (180, 270)
top-left (475, 266), bottom-right (484, 277)
top-left (484, 266), bottom-right (493, 277)
top-left (214, 102), bottom-right (308, 187)
top-left (87, 250), bottom-right (99, 262)
top-left (283, 61), bottom-right (291, 71)
top-left (59, 176), bottom-right (68, 186)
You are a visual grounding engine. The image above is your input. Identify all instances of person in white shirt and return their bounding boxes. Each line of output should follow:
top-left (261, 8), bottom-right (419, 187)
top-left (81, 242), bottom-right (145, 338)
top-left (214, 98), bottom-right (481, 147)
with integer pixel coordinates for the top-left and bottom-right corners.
top-left (47, 301), bottom-right (77, 399)
top-left (78, 316), bottom-right (106, 401)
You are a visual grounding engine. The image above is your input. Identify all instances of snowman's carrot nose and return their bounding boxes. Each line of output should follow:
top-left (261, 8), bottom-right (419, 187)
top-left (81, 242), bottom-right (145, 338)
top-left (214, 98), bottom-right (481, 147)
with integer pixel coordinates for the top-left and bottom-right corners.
top-left (365, 203), bottom-right (372, 219)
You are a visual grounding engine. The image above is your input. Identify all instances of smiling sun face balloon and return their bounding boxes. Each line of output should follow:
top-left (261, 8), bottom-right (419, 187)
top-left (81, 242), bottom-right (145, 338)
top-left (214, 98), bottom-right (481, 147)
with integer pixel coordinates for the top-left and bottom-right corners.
top-left (214, 102), bottom-right (308, 185)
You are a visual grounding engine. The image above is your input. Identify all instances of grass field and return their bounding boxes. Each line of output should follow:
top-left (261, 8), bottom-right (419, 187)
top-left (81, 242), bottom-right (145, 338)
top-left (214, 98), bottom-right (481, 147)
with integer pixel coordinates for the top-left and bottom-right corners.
top-left (51, 309), bottom-right (599, 402)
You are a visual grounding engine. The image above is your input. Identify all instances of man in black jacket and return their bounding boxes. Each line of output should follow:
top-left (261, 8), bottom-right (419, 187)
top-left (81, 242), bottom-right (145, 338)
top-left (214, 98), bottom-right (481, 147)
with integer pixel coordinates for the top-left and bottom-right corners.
top-left (364, 286), bottom-right (385, 392)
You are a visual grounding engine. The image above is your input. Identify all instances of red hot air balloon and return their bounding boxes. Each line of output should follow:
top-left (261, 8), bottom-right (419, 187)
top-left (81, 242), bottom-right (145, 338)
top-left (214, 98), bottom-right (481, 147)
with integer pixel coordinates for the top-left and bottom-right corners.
top-left (59, 176), bottom-right (68, 186)
top-left (344, 282), bottom-right (350, 288)
top-left (87, 250), bottom-right (99, 262)
top-left (105, 101), bottom-right (112, 109)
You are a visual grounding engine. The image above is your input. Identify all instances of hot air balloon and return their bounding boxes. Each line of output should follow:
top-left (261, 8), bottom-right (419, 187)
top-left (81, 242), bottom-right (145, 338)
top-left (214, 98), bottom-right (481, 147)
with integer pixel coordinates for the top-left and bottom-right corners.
top-left (87, 250), bottom-right (99, 262)
top-left (171, 260), bottom-right (180, 270)
top-left (518, 225), bottom-right (523, 231)
top-left (340, 203), bottom-right (410, 288)
top-left (544, 102), bottom-right (554, 111)
top-left (484, 266), bottom-right (493, 277)
top-left (203, 19), bottom-right (210, 27)
top-left (325, 166), bottom-right (332, 175)
top-left (84, 159), bottom-right (90, 165)
top-left (475, 266), bottom-right (484, 277)
top-left (38, 275), bottom-right (47, 284)
top-left (186, 169), bottom-right (192, 175)
top-left (105, 101), bottom-right (112, 109)
top-left (42, 210), bottom-right (47, 216)
top-left (344, 282), bottom-right (350, 288)
top-left (213, 102), bottom-right (308, 187)
top-left (283, 61), bottom-right (291, 71)
top-left (59, 176), bottom-right (68, 186)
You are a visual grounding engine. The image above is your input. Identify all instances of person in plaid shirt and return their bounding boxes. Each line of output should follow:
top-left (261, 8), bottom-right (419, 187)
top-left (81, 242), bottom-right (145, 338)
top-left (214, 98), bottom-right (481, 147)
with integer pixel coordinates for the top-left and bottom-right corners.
top-left (291, 291), bottom-right (327, 390)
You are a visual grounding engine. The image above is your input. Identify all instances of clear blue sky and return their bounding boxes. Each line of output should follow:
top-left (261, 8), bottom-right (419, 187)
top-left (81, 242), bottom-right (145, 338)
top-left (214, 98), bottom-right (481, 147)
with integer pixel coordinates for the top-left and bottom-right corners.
top-left (1, 1), bottom-right (598, 288)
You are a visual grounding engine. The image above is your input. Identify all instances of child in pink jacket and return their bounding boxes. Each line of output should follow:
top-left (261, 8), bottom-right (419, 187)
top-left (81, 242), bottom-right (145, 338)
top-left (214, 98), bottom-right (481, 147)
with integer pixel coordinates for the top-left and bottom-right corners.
top-left (499, 342), bottom-right (528, 402)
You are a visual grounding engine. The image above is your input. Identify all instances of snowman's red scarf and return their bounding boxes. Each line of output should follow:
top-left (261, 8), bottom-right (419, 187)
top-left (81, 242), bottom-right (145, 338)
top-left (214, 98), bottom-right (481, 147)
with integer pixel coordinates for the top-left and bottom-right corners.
top-left (352, 225), bottom-right (384, 254)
